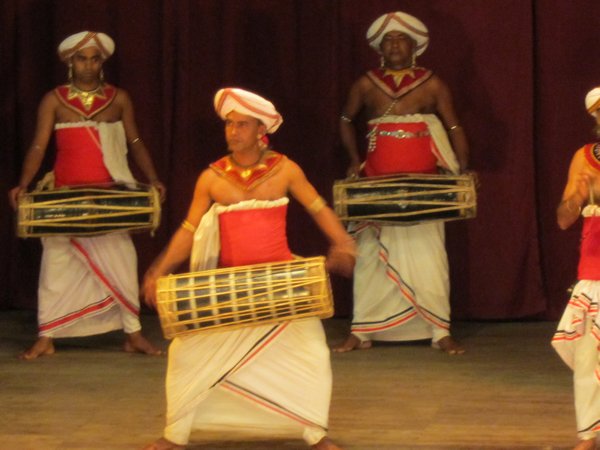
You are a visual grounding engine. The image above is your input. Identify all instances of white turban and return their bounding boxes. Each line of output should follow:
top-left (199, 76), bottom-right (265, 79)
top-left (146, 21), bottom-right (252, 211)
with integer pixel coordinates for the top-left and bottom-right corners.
top-left (366, 11), bottom-right (429, 56)
top-left (57, 31), bottom-right (115, 62)
top-left (214, 88), bottom-right (283, 134)
top-left (585, 87), bottom-right (600, 116)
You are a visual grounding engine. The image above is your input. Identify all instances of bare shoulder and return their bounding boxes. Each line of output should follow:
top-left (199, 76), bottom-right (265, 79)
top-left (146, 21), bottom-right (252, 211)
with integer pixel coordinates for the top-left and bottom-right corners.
top-left (36, 90), bottom-right (62, 118)
top-left (564, 146), bottom-right (590, 176)
top-left (198, 166), bottom-right (218, 185)
top-left (113, 87), bottom-right (132, 105)
top-left (423, 74), bottom-right (450, 94)
top-left (572, 145), bottom-right (588, 160)
top-left (354, 74), bottom-right (374, 93)
top-left (279, 155), bottom-right (303, 177)
top-left (572, 146), bottom-right (588, 165)
top-left (40, 89), bottom-right (60, 107)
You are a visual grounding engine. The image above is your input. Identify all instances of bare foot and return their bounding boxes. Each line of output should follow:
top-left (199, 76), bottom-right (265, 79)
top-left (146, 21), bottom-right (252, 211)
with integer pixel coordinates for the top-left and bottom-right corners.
top-left (312, 437), bottom-right (343, 450)
top-left (432, 336), bottom-right (465, 355)
top-left (332, 334), bottom-right (372, 353)
top-left (574, 438), bottom-right (597, 450)
top-left (141, 437), bottom-right (186, 450)
top-left (19, 336), bottom-right (55, 360)
top-left (124, 331), bottom-right (163, 356)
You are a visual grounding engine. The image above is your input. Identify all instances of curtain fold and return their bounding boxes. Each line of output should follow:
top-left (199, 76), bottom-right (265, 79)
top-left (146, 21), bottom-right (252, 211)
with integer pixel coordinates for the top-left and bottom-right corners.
top-left (3, 0), bottom-right (598, 320)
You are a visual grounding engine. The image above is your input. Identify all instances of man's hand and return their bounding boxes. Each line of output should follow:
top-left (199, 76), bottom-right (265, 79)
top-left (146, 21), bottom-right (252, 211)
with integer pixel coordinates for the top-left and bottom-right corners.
top-left (142, 269), bottom-right (159, 310)
top-left (151, 180), bottom-right (167, 203)
top-left (346, 162), bottom-right (362, 179)
top-left (8, 186), bottom-right (26, 210)
top-left (326, 239), bottom-right (356, 278)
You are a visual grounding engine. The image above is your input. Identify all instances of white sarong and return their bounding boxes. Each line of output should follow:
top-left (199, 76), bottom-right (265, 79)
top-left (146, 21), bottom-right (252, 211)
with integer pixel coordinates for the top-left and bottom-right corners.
top-left (351, 221), bottom-right (450, 342)
top-left (552, 280), bottom-right (600, 440)
top-left (38, 121), bottom-right (141, 337)
top-left (163, 199), bottom-right (332, 446)
top-left (38, 234), bottom-right (140, 337)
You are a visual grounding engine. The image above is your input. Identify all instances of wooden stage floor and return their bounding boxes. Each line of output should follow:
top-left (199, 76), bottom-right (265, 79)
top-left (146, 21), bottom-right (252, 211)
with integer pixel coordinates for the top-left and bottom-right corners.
top-left (0, 311), bottom-right (581, 450)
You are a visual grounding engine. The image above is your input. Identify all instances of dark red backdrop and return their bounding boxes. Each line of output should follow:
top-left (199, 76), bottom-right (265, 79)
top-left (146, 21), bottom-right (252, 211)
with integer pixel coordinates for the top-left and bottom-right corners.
top-left (2, 0), bottom-right (598, 320)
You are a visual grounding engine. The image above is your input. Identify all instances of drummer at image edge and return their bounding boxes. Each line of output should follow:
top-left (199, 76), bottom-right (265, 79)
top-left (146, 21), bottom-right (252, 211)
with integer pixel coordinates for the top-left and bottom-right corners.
top-left (8, 31), bottom-right (166, 360)
top-left (334, 11), bottom-right (470, 354)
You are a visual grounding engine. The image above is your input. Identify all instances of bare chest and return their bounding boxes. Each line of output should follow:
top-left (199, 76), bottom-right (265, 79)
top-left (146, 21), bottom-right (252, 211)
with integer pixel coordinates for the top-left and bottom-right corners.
top-left (55, 101), bottom-right (123, 123)
top-left (364, 86), bottom-right (437, 118)
top-left (209, 173), bottom-right (289, 205)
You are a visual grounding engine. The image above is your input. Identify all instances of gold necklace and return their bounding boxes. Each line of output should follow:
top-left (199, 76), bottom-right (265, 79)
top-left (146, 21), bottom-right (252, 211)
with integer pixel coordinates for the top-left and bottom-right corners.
top-left (229, 149), bottom-right (265, 168)
top-left (228, 150), bottom-right (267, 180)
top-left (67, 83), bottom-right (105, 110)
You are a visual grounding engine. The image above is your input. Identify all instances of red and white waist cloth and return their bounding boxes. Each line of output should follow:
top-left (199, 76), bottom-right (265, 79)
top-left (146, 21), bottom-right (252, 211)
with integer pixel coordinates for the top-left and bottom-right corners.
top-left (219, 201), bottom-right (292, 267)
top-left (52, 121), bottom-right (136, 188)
top-left (579, 205), bottom-right (600, 280)
top-left (364, 114), bottom-right (460, 176)
top-left (191, 198), bottom-right (292, 271)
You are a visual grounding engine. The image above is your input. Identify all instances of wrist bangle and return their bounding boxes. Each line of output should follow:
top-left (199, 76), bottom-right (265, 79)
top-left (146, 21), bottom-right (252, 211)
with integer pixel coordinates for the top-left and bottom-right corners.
top-left (129, 137), bottom-right (142, 145)
top-left (448, 125), bottom-right (461, 132)
top-left (340, 114), bottom-right (353, 123)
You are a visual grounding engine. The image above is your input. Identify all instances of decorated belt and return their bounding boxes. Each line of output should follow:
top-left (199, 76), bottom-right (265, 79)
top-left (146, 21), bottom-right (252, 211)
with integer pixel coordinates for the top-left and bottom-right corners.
top-left (373, 129), bottom-right (431, 139)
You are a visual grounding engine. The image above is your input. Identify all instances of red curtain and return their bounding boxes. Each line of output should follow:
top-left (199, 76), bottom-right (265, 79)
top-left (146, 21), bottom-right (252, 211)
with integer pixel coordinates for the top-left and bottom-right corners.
top-left (2, 0), bottom-right (598, 319)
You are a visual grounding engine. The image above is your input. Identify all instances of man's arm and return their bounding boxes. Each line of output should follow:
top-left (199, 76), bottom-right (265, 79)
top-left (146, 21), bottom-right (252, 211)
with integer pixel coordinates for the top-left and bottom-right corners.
top-left (557, 149), bottom-right (592, 230)
top-left (340, 77), bottom-right (368, 177)
top-left (118, 89), bottom-right (166, 200)
top-left (8, 92), bottom-right (57, 209)
top-left (287, 160), bottom-right (355, 276)
top-left (143, 170), bottom-right (214, 307)
top-left (432, 77), bottom-right (469, 172)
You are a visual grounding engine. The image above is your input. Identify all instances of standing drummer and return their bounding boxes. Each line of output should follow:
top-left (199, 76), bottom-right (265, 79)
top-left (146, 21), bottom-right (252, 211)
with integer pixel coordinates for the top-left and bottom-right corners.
top-left (8, 31), bottom-right (165, 359)
top-left (334, 11), bottom-right (469, 354)
top-left (142, 87), bottom-right (354, 450)
top-left (552, 87), bottom-right (600, 450)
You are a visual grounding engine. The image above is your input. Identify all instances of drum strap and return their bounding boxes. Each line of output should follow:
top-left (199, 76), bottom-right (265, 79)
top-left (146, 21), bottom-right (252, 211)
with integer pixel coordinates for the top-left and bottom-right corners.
top-left (367, 100), bottom-right (398, 153)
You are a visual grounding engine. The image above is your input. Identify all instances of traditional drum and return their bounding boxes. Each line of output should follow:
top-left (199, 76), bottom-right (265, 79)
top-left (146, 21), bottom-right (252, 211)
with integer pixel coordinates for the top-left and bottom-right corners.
top-left (333, 172), bottom-right (477, 224)
top-left (17, 182), bottom-right (161, 237)
top-left (156, 256), bottom-right (333, 339)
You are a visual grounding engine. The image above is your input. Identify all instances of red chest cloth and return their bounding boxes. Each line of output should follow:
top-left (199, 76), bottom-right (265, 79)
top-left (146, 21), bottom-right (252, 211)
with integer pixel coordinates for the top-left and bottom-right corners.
top-left (218, 204), bottom-right (292, 268)
top-left (54, 126), bottom-right (112, 187)
top-left (578, 216), bottom-right (600, 280)
top-left (364, 121), bottom-right (438, 176)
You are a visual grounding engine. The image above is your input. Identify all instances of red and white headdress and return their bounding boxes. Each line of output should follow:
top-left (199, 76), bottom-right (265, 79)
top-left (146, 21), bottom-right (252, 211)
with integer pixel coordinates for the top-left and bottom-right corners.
top-left (58, 31), bottom-right (115, 62)
top-left (214, 87), bottom-right (283, 134)
top-left (366, 11), bottom-right (429, 56)
top-left (585, 87), bottom-right (600, 116)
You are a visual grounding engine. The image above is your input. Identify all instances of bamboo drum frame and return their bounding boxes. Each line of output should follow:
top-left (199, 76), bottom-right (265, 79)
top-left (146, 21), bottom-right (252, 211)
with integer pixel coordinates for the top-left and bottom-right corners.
top-left (333, 172), bottom-right (477, 224)
top-left (156, 256), bottom-right (333, 339)
top-left (17, 183), bottom-right (161, 237)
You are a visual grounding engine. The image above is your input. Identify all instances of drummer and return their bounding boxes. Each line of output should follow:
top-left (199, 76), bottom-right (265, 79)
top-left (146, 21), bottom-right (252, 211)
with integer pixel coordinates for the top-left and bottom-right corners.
top-left (334, 11), bottom-right (469, 354)
top-left (8, 31), bottom-right (165, 359)
top-left (142, 87), bottom-right (355, 450)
